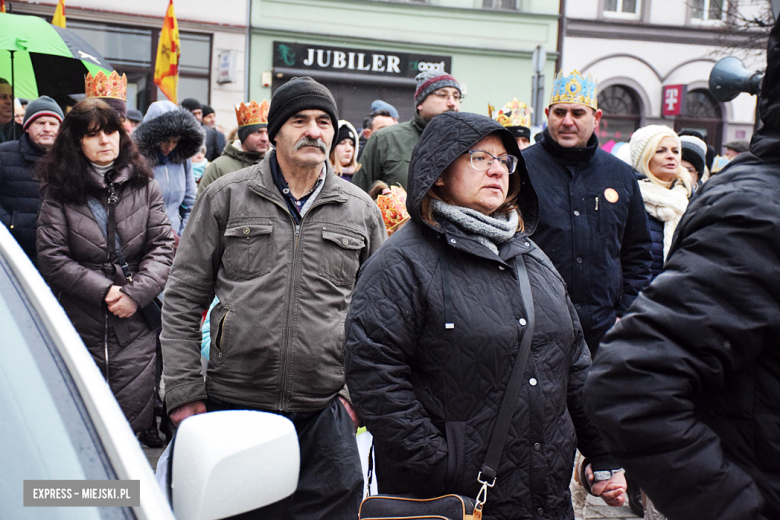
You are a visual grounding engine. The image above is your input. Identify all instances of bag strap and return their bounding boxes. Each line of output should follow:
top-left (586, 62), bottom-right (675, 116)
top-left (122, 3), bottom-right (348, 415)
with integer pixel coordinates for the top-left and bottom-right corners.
top-left (475, 254), bottom-right (535, 512)
top-left (86, 182), bottom-right (133, 283)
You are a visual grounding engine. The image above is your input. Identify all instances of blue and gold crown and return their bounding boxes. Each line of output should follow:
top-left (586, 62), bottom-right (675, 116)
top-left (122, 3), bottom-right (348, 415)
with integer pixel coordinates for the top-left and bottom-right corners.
top-left (549, 70), bottom-right (598, 110)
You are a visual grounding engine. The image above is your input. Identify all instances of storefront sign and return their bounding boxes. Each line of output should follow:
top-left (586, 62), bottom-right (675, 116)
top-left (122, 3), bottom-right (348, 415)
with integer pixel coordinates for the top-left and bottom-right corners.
top-left (662, 84), bottom-right (687, 116)
top-left (273, 41), bottom-right (451, 79)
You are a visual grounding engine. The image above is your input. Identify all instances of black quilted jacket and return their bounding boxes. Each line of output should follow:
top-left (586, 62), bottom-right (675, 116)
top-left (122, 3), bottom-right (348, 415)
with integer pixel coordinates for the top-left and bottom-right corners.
top-left (0, 133), bottom-right (47, 264)
top-left (345, 112), bottom-right (616, 520)
top-left (585, 19), bottom-right (780, 520)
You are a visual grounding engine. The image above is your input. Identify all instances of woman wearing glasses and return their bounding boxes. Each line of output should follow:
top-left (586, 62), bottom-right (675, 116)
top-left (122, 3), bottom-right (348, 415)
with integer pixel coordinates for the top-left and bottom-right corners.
top-left (344, 112), bottom-right (627, 520)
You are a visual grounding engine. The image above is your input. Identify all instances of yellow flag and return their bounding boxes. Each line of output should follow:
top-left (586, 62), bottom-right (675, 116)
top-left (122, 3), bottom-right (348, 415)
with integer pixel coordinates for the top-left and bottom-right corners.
top-left (52, 0), bottom-right (66, 28)
top-left (154, 0), bottom-right (180, 104)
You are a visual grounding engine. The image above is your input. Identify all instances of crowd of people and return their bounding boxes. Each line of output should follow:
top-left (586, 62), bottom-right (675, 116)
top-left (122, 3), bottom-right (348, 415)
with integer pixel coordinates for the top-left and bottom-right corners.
top-left (0, 21), bottom-right (777, 520)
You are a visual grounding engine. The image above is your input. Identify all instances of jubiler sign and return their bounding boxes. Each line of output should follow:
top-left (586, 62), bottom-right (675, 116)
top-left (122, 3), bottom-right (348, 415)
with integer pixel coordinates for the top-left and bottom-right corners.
top-left (273, 41), bottom-right (452, 79)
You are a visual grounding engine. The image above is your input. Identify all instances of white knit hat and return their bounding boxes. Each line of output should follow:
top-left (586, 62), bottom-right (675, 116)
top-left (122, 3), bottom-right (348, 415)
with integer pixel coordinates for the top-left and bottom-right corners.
top-left (629, 125), bottom-right (678, 170)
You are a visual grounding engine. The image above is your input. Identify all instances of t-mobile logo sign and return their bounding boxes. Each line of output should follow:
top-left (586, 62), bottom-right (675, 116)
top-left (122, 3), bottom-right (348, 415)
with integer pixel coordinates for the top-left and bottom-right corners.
top-left (662, 85), bottom-right (685, 116)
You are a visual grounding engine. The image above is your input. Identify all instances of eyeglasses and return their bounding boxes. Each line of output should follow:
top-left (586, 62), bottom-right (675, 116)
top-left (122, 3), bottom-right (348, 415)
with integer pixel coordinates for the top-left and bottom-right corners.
top-left (465, 150), bottom-right (518, 174)
top-left (431, 90), bottom-right (462, 102)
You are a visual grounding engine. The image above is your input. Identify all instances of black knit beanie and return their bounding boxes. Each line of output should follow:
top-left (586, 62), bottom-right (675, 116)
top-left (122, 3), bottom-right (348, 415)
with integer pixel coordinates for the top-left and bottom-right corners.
top-left (267, 77), bottom-right (338, 145)
top-left (181, 98), bottom-right (202, 113)
top-left (202, 104), bottom-right (215, 117)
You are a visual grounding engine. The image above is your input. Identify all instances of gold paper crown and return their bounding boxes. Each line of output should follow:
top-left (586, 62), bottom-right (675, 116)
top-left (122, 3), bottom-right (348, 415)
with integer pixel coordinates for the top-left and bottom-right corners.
top-left (375, 185), bottom-right (410, 233)
top-left (489, 98), bottom-right (532, 129)
top-left (235, 100), bottom-right (269, 127)
top-left (549, 69), bottom-right (598, 110)
top-left (85, 71), bottom-right (127, 101)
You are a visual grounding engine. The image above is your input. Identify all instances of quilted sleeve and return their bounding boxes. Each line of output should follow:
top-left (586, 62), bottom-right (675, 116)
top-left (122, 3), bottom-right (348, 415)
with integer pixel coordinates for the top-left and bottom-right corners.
top-left (345, 244), bottom-right (449, 494)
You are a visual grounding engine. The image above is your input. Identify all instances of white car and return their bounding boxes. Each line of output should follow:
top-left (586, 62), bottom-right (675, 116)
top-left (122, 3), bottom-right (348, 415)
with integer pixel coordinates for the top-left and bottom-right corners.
top-left (0, 224), bottom-right (299, 520)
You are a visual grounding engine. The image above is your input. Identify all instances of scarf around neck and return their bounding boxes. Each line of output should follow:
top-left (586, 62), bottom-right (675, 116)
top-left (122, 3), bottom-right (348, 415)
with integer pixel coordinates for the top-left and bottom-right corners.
top-left (638, 178), bottom-right (689, 260)
top-left (431, 199), bottom-right (518, 254)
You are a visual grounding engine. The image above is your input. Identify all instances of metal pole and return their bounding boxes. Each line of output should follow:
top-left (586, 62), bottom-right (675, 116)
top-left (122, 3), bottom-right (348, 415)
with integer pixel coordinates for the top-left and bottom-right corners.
top-left (10, 50), bottom-right (16, 140)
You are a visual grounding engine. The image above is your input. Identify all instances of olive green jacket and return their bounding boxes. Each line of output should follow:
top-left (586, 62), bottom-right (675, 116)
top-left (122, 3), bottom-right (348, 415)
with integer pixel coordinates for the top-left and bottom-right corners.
top-left (354, 112), bottom-right (427, 192)
top-left (197, 140), bottom-right (264, 197)
top-left (162, 150), bottom-right (386, 413)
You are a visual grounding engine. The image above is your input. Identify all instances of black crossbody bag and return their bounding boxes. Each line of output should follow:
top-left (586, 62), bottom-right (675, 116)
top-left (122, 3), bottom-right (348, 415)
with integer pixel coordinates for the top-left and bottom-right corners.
top-left (87, 184), bottom-right (163, 330)
top-left (358, 255), bottom-right (536, 520)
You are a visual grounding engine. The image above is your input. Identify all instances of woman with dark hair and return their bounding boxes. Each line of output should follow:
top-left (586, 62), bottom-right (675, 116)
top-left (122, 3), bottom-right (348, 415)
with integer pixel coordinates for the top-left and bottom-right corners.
top-left (344, 112), bottom-right (627, 520)
top-left (36, 99), bottom-right (175, 434)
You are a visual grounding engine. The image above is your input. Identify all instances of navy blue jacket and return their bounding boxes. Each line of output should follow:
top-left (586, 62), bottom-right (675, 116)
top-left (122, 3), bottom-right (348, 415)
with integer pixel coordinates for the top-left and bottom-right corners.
top-left (0, 133), bottom-right (47, 264)
top-left (522, 131), bottom-right (652, 352)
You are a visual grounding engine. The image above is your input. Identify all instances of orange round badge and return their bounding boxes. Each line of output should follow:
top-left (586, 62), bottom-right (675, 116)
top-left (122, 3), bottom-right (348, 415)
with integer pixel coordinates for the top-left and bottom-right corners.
top-left (604, 188), bottom-right (619, 203)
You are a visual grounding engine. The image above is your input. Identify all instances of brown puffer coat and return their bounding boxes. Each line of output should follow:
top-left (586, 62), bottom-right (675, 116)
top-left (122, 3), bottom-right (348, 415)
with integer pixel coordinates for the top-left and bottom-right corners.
top-left (37, 166), bottom-right (175, 432)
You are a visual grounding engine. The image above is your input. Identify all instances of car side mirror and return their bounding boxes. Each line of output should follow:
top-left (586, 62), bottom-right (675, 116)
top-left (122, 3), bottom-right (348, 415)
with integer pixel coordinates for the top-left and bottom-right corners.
top-left (171, 410), bottom-right (299, 520)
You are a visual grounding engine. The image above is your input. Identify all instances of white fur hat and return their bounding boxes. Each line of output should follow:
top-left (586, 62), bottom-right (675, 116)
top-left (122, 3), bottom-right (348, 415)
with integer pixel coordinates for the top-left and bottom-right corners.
top-left (629, 125), bottom-right (679, 170)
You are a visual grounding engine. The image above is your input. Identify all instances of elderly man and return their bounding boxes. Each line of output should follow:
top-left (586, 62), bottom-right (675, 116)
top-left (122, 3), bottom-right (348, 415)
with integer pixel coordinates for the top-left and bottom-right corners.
top-left (354, 71), bottom-right (461, 191)
top-left (197, 99), bottom-right (271, 196)
top-left (161, 76), bottom-right (386, 519)
top-left (522, 70), bottom-right (652, 355)
top-left (0, 96), bottom-right (63, 264)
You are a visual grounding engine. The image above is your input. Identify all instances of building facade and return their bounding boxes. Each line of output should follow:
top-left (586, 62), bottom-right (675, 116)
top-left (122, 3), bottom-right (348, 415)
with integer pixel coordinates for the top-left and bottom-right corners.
top-left (247, 0), bottom-right (561, 127)
top-left (5, 0), bottom-right (248, 131)
top-left (563, 0), bottom-right (766, 152)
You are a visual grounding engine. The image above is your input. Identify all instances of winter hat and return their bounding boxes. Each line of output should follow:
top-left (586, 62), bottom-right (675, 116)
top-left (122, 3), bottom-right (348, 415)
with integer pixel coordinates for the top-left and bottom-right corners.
top-left (202, 104), bottom-right (215, 117)
top-left (267, 77), bottom-right (338, 145)
top-left (236, 99), bottom-right (269, 143)
top-left (22, 95), bottom-right (64, 130)
top-left (413, 71), bottom-right (461, 106)
top-left (724, 140), bottom-right (749, 154)
top-left (371, 99), bottom-right (399, 119)
top-left (180, 98), bottom-right (202, 113)
top-left (126, 109), bottom-right (143, 123)
top-left (629, 125), bottom-right (678, 171)
top-left (680, 135), bottom-right (707, 176)
top-left (331, 121), bottom-right (357, 152)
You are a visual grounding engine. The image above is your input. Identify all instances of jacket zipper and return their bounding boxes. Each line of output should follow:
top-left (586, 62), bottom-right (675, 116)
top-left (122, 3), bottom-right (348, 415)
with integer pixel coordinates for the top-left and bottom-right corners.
top-left (256, 192), bottom-right (336, 411)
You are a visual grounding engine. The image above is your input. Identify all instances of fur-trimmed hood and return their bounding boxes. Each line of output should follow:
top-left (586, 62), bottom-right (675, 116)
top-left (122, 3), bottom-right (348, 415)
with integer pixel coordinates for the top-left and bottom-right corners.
top-left (134, 101), bottom-right (204, 166)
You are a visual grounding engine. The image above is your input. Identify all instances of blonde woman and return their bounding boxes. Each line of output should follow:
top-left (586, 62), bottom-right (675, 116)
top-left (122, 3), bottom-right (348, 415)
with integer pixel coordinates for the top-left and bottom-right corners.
top-left (629, 126), bottom-right (693, 280)
top-left (329, 120), bottom-right (361, 182)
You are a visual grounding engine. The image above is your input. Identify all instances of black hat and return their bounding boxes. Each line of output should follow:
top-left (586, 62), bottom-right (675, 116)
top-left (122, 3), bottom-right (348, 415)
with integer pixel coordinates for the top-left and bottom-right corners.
top-left (724, 140), bottom-right (749, 153)
top-left (180, 98), bottom-right (202, 113)
top-left (202, 104), bottom-right (215, 117)
top-left (267, 77), bottom-right (338, 145)
top-left (331, 122), bottom-right (357, 152)
top-left (126, 109), bottom-right (144, 123)
top-left (506, 126), bottom-right (531, 140)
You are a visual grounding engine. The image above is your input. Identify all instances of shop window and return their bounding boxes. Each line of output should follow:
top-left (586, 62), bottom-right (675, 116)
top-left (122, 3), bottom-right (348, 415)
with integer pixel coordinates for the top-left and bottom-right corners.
top-left (482, 0), bottom-right (520, 10)
top-left (597, 85), bottom-right (642, 143)
top-left (691, 0), bottom-right (726, 21)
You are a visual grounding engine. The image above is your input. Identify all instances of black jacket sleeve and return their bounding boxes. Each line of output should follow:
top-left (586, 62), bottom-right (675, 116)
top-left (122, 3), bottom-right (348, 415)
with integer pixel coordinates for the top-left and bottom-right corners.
top-left (345, 247), bottom-right (449, 493)
top-left (616, 173), bottom-right (652, 315)
top-left (584, 188), bottom-right (778, 520)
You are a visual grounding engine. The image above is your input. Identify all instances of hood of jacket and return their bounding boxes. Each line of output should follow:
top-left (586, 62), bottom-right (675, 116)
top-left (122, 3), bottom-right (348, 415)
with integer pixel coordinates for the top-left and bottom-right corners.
top-left (406, 111), bottom-right (538, 235)
top-left (134, 100), bottom-right (204, 166)
top-left (752, 18), bottom-right (780, 162)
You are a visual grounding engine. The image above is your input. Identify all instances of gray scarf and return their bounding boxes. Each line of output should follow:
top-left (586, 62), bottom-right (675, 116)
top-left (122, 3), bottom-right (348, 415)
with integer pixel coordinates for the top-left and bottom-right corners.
top-left (431, 199), bottom-right (518, 254)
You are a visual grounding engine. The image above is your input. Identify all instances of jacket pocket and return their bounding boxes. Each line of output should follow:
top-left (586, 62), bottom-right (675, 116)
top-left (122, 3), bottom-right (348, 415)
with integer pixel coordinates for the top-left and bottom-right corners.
top-left (319, 229), bottom-right (364, 287)
top-left (444, 421), bottom-right (466, 492)
top-left (223, 223), bottom-right (273, 279)
top-left (212, 309), bottom-right (230, 362)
